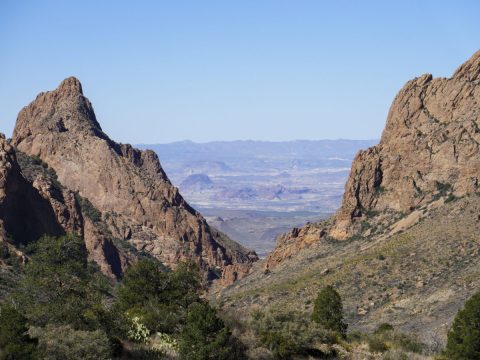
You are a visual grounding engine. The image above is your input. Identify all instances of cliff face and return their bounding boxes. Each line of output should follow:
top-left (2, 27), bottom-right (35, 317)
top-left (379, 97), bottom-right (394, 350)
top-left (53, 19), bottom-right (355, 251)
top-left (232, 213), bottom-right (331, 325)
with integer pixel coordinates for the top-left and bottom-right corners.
top-left (0, 134), bottom-right (63, 246)
top-left (0, 133), bottom-right (131, 278)
top-left (266, 50), bottom-right (480, 267)
top-left (12, 77), bottom-right (257, 280)
top-left (334, 50), bottom-right (480, 237)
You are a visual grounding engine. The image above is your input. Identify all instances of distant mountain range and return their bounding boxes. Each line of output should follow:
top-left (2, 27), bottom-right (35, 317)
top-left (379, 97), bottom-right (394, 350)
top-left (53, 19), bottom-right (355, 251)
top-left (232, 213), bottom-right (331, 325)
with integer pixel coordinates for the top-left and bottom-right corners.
top-left (138, 139), bottom-right (377, 256)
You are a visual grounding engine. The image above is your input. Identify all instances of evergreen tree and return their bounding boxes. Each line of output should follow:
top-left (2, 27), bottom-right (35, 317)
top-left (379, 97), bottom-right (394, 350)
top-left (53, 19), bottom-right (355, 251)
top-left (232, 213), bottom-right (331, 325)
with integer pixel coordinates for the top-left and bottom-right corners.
top-left (116, 259), bottom-right (202, 333)
top-left (14, 234), bottom-right (109, 329)
top-left (311, 285), bottom-right (347, 337)
top-left (117, 258), bottom-right (170, 308)
top-left (444, 292), bottom-right (480, 359)
top-left (170, 261), bottom-right (203, 310)
top-left (179, 302), bottom-right (246, 360)
top-left (0, 304), bottom-right (38, 360)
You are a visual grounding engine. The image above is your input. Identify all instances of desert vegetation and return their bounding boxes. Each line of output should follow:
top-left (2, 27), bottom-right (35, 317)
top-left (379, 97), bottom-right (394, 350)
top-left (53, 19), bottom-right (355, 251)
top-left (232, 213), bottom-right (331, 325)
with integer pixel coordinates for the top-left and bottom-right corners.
top-left (0, 234), bottom-right (244, 359)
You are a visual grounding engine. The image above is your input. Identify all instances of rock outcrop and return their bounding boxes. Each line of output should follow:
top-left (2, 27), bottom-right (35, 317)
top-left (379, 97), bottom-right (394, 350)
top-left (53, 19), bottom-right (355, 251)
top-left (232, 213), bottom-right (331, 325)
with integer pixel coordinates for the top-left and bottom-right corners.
top-left (0, 134), bottom-right (64, 246)
top-left (334, 50), bottom-right (480, 237)
top-left (266, 50), bottom-right (480, 267)
top-left (0, 135), bottom-right (131, 278)
top-left (12, 77), bottom-right (257, 280)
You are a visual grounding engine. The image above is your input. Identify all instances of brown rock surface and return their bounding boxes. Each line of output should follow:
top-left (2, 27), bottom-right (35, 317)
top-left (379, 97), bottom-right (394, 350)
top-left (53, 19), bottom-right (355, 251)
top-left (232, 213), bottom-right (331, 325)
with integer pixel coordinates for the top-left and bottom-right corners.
top-left (12, 77), bottom-right (257, 280)
top-left (0, 134), bottom-right (64, 245)
top-left (335, 50), bottom-right (480, 236)
top-left (0, 137), bottom-right (131, 278)
top-left (265, 50), bottom-right (480, 266)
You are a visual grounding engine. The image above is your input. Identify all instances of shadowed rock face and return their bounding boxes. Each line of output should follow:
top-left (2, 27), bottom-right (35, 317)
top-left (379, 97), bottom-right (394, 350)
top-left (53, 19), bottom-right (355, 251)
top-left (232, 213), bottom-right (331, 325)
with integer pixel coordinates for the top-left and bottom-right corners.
top-left (12, 77), bottom-right (257, 280)
top-left (0, 133), bottom-right (131, 278)
top-left (265, 50), bottom-right (480, 267)
top-left (0, 134), bottom-right (64, 245)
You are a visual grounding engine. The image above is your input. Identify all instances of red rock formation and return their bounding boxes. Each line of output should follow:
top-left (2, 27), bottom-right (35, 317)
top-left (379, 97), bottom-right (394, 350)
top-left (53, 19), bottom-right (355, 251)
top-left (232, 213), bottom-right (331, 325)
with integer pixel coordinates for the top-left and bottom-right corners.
top-left (265, 50), bottom-right (480, 267)
top-left (12, 77), bottom-right (257, 280)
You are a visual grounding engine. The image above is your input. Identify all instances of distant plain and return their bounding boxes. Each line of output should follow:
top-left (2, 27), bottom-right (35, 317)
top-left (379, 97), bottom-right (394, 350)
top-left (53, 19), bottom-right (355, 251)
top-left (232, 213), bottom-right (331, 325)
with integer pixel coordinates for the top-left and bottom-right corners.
top-left (140, 140), bottom-right (376, 256)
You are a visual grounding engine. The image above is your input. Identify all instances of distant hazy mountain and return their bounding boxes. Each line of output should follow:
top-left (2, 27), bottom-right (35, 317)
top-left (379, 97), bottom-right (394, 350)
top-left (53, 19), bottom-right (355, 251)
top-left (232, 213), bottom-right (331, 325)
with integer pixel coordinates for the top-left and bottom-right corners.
top-left (138, 139), bottom-right (377, 168)
top-left (138, 139), bottom-right (377, 256)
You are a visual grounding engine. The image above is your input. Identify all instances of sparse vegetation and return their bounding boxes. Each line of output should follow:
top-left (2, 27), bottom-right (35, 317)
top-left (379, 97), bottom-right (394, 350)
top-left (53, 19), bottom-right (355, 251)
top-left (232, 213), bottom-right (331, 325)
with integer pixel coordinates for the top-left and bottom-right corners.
top-left (75, 193), bottom-right (102, 223)
top-left (434, 181), bottom-right (453, 200)
top-left (30, 324), bottom-right (111, 360)
top-left (250, 308), bottom-right (338, 358)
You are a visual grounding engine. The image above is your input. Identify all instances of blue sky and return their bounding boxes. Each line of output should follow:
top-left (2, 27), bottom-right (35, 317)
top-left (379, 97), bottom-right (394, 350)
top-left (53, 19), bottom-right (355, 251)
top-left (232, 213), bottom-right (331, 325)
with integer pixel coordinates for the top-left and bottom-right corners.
top-left (0, 1), bottom-right (479, 143)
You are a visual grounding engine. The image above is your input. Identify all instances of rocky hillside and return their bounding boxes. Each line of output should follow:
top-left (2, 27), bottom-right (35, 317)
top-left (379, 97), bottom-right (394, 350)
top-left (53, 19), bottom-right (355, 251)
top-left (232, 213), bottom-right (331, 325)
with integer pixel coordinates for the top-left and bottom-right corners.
top-left (217, 50), bottom-right (480, 344)
top-left (265, 49), bottom-right (480, 268)
top-left (7, 77), bottom-right (257, 281)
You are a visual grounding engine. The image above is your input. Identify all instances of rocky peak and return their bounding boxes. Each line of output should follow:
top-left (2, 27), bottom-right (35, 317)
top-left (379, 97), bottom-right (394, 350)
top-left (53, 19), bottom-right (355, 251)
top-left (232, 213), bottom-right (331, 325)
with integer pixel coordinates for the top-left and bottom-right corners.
top-left (14, 77), bottom-right (102, 142)
top-left (453, 50), bottom-right (480, 81)
top-left (265, 50), bottom-right (480, 266)
top-left (331, 49), bottom-right (480, 238)
top-left (58, 76), bottom-right (84, 96)
top-left (12, 78), bottom-right (257, 281)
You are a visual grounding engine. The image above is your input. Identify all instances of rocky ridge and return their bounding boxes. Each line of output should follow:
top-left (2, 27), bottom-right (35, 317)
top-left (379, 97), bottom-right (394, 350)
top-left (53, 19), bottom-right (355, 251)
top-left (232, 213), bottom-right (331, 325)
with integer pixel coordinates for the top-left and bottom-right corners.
top-left (265, 50), bottom-right (480, 268)
top-left (10, 77), bottom-right (257, 281)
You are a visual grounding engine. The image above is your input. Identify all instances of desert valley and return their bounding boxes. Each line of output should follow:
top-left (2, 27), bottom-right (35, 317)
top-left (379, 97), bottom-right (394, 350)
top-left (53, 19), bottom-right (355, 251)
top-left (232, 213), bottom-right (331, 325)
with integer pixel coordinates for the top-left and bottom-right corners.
top-left (1, 50), bottom-right (480, 359)
top-left (2, 2), bottom-right (480, 359)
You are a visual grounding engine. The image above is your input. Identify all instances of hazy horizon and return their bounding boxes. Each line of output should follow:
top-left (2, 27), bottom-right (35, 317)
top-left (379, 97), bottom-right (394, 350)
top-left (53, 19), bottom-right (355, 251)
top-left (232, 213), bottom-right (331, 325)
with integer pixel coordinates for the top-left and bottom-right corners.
top-left (137, 138), bottom-right (379, 145)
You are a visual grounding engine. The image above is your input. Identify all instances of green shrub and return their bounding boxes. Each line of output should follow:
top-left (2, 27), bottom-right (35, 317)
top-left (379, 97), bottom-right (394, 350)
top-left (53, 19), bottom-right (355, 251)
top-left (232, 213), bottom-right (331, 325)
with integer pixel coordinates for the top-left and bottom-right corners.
top-left (444, 292), bottom-right (480, 359)
top-left (368, 336), bottom-right (389, 353)
top-left (14, 234), bottom-right (109, 329)
top-left (75, 193), bottom-right (102, 223)
top-left (30, 324), bottom-right (111, 360)
top-left (369, 329), bottom-right (424, 355)
top-left (127, 315), bottom-right (150, 343)
top-left (251, 308), bottom-right (338, 359)
top-left (116, 259), bottom-right (202, 334)
top-left (179, 301), bottom-right (247, 360)
top-left (374, 323), bottom-right (394, 334)
top-left (0, 304), bottom-right (38, 360)
top-left (311, 285), bottom-right (347, 337)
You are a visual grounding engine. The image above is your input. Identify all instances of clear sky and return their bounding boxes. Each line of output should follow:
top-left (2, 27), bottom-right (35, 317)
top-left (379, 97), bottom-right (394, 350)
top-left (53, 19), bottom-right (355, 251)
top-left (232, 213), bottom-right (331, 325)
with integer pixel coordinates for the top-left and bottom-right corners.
top-left (0, 1), bottom-right (479, 144)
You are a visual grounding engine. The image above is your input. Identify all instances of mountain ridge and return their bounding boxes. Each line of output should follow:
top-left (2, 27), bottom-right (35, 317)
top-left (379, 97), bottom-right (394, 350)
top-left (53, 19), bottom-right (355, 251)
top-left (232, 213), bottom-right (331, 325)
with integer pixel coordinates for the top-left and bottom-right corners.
top-left (264, 49), bottom-right (480, 268)
top-left (7, 77), bottom-right (258, 282)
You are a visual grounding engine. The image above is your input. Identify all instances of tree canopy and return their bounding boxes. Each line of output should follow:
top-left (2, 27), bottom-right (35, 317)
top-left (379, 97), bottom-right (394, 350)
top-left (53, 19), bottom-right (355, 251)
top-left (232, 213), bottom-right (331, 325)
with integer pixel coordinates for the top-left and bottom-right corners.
top-left (311, 285), bottom-right (347, 337)
top-left (444, 292), bottom-right (480, 359)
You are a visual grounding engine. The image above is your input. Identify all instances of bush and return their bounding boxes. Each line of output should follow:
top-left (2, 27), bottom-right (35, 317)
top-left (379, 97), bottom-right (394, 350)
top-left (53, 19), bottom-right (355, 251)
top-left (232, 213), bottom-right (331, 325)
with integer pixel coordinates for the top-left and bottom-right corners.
top-left (14, 234), bottom-right (110, 329)
top-left (369, 329), bottom-right (424, 355)
top-left (0, 242), bottom-right (9, 260)
top-left (75, 193), bottom-right (102, 223)
top-left (151, 332), bottom-right (179, 357)
top-left (127, 315), bottom-right (150, 343)
top-left (0, 304), bottom-right (38, 360)
top-left (444, 292), bottom-right (480, 359)
top-left (179, 301), bottom-right (247, 360)
top-left (374, 323), bottom-right (394, 334)
top-left (251, 308), bottom-right (338, 359)
top-left (30, 324), bottom-right (111, 360)
top-left (311, 285), bottom-right (347, 337)
top-left (368, 336), bottom-right (389, 353)
top-left (116, 259), bottom-right (202, 334)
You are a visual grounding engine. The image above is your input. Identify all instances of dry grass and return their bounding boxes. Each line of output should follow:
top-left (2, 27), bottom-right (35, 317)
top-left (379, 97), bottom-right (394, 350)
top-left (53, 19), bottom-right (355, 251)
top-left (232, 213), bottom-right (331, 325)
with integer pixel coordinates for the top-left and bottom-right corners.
top-left (216, 194), bottom-right (480, 354)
